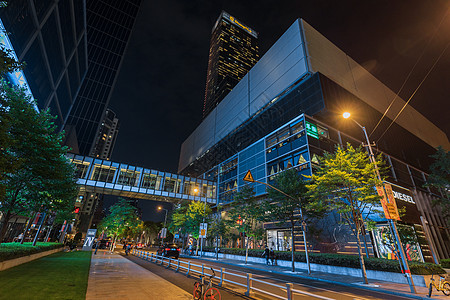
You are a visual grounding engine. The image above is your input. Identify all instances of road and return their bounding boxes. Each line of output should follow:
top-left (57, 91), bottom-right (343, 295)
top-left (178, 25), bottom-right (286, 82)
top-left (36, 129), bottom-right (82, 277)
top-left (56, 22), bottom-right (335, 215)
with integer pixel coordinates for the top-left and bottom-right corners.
top-left (125, 249), bottom-right (413, 300)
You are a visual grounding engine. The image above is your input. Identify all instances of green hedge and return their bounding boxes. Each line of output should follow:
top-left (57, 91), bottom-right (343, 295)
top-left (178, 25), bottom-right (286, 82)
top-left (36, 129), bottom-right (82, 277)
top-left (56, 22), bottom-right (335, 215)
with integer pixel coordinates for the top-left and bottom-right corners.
top-left (0, 242), bottom-right (64, 262)
top-left (203, 247), bottom-right (444, 275)
top-left (440, 259), bottom-right (450, 268)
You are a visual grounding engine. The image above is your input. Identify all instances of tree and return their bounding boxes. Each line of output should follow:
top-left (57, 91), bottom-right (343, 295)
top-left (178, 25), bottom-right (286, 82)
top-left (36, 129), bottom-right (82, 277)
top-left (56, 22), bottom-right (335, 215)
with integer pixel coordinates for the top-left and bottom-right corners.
top-left (169, 200), bottom-right (211, 251)
top-left (98, 198), bottom-right (142, 249)
top-left (207, 206), bottom-right (228, 259)
top-left (307, 144), bottom-right (384, 284)
top-left (0, 81), bottom-right (78, 244)
top-left (227, 185), bottom-right (266, 264)
top-left (141, 221), bottom-right (162, 245)
top-left (426, 146), bottom-right (449, 226)
top-left (266, 168), bottom-right (326, 272)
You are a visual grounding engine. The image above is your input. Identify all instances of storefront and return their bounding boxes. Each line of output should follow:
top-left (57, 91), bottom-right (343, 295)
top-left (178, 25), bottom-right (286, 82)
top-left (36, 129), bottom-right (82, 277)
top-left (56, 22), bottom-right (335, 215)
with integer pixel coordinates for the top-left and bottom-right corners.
top-left (371, 184), bottom-right (433, 262)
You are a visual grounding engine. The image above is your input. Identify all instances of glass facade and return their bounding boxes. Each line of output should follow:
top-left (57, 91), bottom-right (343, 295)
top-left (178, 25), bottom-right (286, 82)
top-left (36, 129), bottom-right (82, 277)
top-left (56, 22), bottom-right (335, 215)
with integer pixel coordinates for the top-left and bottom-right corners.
top-left (0, 0), bottom-right (88, 129)
top-left (65, 0), bottom-right (141, 155)
top-left (67, 154), bottom-right (217, 203)
top-left (203, 11), bottom-right (259, 119)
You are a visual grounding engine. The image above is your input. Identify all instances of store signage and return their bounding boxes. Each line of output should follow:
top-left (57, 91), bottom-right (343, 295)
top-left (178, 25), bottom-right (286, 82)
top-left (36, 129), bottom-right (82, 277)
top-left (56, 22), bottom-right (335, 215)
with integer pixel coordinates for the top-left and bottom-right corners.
top-left (82, 229), bottom-right (97, 251)
top-left (222, 12), bottom-right (257, 38)
top-left (392, 191), bottom-right (415, 204)
top-left (305, 121), bottom-right (319, 139)
top-left (376, 185), bottom-right (400, 220)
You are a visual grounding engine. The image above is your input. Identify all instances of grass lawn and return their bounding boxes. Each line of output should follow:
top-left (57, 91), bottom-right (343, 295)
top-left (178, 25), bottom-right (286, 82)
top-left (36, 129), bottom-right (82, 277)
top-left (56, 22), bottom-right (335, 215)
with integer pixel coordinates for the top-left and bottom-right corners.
top-left (0, 250), bottom-right (91, 300)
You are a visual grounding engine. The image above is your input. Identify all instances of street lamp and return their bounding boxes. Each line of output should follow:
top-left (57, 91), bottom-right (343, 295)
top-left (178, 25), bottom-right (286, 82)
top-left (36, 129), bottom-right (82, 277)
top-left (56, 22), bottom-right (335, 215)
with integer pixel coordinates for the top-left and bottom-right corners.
top-left (157, 206), bottom-right (168, 244)
top-left (343, 112), bottom-right (416, 293)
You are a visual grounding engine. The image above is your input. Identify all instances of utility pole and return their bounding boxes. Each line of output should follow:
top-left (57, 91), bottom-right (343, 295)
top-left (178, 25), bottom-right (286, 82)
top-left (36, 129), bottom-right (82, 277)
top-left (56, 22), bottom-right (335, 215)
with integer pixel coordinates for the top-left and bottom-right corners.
top-left (343, 112), bottom-right (416, 293)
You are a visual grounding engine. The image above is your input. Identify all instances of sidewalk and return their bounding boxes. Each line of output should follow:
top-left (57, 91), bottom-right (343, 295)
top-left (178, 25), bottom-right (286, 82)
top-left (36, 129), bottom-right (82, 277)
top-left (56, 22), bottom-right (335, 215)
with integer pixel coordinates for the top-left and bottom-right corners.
top-left (186, 253), bottom-right (449, 300)
top-left (86, 250), bottom-right (191, 299)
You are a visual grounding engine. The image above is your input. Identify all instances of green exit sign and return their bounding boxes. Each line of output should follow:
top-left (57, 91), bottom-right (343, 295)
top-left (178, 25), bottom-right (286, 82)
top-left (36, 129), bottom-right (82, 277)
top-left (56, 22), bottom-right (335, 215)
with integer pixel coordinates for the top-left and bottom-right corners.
top-left (305, 121), bottom-right (319, 139)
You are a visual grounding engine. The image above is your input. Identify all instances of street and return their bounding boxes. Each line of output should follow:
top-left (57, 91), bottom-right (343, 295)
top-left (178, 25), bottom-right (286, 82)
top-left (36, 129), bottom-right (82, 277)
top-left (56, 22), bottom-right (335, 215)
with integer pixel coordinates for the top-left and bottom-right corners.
top-left (125, 249), bottom-right (414, 300)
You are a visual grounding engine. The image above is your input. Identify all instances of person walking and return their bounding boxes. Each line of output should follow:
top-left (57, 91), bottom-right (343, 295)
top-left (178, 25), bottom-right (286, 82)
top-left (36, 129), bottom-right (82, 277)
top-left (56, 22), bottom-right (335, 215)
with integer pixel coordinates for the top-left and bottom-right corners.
top-left (269, 248), bottom-right (276, 266)
top-left (262, 246), bottom-right (270, 265)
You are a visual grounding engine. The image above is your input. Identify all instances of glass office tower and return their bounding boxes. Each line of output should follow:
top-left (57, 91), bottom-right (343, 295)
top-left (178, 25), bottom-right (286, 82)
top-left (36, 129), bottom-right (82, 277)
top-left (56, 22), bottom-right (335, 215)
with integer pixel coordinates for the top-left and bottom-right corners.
top-left (203, 11), bottom-right (259, 119)
top-left (0, 0), bottom-right (88, 129)
top-left (64, 0), bottom-right (141, 156)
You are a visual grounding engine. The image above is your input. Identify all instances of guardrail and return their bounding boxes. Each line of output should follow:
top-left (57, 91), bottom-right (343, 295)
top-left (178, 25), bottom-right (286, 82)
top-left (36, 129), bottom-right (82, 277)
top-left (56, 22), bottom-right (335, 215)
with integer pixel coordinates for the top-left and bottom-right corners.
top-left (131, 249), bottom-right (331, 300)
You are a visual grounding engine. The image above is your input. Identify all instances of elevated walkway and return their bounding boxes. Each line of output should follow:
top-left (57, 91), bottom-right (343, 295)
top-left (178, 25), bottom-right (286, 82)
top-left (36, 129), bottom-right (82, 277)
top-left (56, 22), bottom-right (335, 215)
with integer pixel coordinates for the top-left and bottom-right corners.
top-left (67, 153), bottom-right (217, 203)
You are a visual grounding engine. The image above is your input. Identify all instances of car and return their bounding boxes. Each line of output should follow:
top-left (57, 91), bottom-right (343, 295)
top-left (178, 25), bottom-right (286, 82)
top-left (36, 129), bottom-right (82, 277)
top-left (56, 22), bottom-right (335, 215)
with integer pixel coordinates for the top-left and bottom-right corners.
top-left (157, 243), bottom-right (181, 259)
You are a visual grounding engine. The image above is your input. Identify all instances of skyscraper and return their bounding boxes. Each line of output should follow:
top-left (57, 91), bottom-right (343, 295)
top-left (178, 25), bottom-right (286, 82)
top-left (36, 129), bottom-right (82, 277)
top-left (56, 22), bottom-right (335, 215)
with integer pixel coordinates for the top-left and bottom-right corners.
top-left (203, 11), bottom-right (259, 119)
top-left (64, 0), bottom-right (141, 155)
top-left (90, 108), bottom-right (120, 160)
top-left (0, 0), bottom-right (88, 129)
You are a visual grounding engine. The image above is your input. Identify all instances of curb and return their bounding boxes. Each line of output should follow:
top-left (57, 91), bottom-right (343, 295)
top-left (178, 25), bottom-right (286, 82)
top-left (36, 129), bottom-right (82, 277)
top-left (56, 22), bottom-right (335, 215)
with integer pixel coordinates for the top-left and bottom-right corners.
top-left (184, 255), bottom-right (433, 300)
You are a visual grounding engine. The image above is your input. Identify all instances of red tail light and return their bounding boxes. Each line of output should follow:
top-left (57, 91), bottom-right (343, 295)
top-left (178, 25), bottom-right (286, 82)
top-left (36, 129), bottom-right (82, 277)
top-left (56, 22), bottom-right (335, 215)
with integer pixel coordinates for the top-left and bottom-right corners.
top-left (177, 248), bottom-right (181, 252)
top-left (165, 248), bottom-right (170, 251)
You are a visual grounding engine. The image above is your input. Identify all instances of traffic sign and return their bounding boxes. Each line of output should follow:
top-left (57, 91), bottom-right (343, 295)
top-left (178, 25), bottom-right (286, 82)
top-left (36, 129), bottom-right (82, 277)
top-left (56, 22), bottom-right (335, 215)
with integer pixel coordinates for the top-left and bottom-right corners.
top-left (243, 170), bottom-right (255, 182)
top-left (376, 185), bottom-right (400, 220)
top-left (199, 223), bottom-right (208, 238)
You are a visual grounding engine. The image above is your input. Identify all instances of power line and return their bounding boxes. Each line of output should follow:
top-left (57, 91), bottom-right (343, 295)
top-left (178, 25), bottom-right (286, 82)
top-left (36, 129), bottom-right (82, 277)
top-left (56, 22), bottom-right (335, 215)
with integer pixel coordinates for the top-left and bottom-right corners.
top-left (369, 8), bottom-right (449, 138)
top-left (376, 42), bottom-right (450, 143)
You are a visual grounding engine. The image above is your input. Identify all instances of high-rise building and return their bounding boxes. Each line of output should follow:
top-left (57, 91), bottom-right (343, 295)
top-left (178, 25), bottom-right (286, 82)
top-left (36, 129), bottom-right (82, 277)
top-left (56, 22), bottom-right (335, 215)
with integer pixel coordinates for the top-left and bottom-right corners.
top-left (64, 0), bottom-right (141, 155)
top-left (91, 109), bottom-right (120, 160)
top-left (0, 0), bottom-right (88, 129)
top-left (203, 11), bottom-right (259, 119)
top-left (180, 19), bottom-right (450, 261)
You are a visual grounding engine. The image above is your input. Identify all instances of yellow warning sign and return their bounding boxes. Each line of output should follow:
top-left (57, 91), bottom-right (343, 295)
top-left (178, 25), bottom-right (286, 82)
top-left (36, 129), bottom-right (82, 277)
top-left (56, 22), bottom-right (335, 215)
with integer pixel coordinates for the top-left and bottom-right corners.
top-left (243, 170), bottom-right (255, 182)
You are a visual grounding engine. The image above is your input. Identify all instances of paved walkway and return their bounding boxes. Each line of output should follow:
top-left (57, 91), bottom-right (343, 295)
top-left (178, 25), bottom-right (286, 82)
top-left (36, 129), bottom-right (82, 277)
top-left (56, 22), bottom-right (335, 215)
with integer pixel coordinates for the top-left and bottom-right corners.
top-left (186, 254), bottom-right (449, 299)
top-left (86, 250), bottom-right (191, 299)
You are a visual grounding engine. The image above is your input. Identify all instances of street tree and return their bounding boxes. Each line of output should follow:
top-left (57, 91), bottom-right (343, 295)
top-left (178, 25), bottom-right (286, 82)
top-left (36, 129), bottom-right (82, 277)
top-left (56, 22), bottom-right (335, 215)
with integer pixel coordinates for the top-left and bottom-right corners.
top-left (0, 81), bottom-right (78, 244)
top-left (141, 221), bottom-right (162, 245)
top-left (227, 185), bottom-right (266, 264)
top-left (426, 146), bottom-right (449, 226)
top-left (307, 144), bottom-right (384, 284)
top-left (207, 206), bottom-right (228, 259)
top-left (98, 198), bottom-right (142, 249)
top-left (266, 168), bottom-right (326, 272)
top-left (169, 200), bottom-right (211, 252)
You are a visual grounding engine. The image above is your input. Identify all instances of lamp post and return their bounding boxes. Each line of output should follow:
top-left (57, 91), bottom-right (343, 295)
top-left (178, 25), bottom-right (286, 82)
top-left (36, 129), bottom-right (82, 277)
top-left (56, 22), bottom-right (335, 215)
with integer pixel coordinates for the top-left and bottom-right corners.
top-left (343, 112), bottom-right (416, 293)
top-left (193, 187), bottom-right (207, 257)
top-left (157, 206), bottom-right (168, 244)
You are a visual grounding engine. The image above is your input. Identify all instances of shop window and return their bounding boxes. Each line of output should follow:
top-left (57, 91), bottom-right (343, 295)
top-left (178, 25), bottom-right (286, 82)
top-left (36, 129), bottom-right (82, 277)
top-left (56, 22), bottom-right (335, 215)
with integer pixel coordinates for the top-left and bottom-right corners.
top-left (317, 125), bottom-right (329, 139)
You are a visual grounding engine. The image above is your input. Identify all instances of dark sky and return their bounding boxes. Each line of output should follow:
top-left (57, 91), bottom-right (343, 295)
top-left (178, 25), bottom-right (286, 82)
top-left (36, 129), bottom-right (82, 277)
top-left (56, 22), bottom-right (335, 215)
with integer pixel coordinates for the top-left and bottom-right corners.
top-left (107, 1), bottom-right (450, 221)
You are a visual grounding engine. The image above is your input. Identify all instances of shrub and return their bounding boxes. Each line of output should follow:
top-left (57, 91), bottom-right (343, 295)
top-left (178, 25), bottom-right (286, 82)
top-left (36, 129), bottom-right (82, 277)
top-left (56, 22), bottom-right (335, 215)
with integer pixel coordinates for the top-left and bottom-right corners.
top-left (0, 242), bottom-right (64, 262)
top-left (440, 259), bottom-right (450, 268)
top-left (203, 247), bottom-right (445, 275)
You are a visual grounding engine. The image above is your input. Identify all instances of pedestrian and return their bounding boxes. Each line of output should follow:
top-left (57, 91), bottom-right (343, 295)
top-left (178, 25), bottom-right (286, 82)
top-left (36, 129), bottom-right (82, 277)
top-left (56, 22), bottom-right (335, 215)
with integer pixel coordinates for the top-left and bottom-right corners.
top-left (94, 240), bottom-right (99, 255)
top-left (269, 248), bottom-right (276, 266)
top-left (262, 246), bottom-right (270, 265)
top-left (125, 243), bottom-right (131, 256)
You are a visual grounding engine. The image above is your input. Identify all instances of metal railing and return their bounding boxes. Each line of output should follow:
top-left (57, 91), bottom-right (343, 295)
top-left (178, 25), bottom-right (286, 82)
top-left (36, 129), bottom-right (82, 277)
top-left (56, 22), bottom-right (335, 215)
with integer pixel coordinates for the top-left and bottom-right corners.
top-left (131, 249), bottom-right (331, 300)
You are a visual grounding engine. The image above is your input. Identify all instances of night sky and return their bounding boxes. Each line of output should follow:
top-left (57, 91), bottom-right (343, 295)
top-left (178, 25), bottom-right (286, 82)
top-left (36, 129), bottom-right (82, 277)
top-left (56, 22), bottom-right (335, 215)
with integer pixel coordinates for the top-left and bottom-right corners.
top-left (106, 1), bottom-right (450, 221)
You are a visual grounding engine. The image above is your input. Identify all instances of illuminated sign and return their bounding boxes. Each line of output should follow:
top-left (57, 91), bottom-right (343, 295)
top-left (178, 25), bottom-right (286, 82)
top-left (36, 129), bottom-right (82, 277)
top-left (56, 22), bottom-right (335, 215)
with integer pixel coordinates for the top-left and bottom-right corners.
top-left (222, 12), bottom-right (258, 38)
top-left (305, 121), bottom-right (319, 139)
top-left (393, 191), bottom-right (415, 204)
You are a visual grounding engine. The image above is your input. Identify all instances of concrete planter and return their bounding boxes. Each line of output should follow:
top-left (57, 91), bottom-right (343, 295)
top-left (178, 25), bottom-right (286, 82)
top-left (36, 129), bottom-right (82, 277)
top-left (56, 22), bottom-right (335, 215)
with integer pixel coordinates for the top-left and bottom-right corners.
top-left (202, 251), bottom-right (436, 287)
top-left (0, 247), bottom-right (64, 271)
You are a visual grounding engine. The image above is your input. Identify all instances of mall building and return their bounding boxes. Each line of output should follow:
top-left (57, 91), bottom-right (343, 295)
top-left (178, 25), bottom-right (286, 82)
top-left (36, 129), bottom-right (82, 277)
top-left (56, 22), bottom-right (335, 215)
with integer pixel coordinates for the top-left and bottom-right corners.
top-left (179, 19), bottom-right (450, 262)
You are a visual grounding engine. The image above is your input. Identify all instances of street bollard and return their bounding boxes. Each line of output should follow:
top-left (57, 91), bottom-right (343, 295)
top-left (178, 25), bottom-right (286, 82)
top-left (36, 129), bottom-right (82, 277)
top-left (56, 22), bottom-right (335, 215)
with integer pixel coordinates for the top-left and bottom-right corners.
top-left (286, 283), bottom-right (293, 300)
top-left (219, 268), bottom-right (224, 287)
top-left (168, 257), bottom-right (171, 268)
top-left (160, 256), bottom-right (164, 266)
top-left (186, 261), bottom-right (191, 276)
top-left (245, 273), bottom-right (252, 297)
top-left (176, 259), bottom-right (180, 272)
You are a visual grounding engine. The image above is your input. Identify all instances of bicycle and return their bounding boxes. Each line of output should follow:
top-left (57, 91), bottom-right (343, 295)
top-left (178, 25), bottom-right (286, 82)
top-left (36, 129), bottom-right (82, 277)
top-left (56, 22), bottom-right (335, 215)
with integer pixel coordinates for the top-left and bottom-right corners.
top-left (193, 267), bottom-right (221, 300)
top-left (428, 274), bottom-right (450, 297)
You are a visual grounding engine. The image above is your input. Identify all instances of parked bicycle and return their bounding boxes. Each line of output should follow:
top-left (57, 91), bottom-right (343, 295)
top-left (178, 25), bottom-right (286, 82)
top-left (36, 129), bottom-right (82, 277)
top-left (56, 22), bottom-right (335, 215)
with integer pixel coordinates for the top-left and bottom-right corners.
top-left (193, 267), bottom-right (221, 300)
top-left (428, 273), bottom-right (450, 297)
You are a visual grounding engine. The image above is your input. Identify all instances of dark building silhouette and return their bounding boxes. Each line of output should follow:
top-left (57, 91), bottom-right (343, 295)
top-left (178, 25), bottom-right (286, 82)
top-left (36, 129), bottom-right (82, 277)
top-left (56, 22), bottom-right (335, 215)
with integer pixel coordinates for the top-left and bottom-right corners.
top-left (203, 11), bottom-right (259, 119)
top-left (64, 0), bottom-right (141, 155)
top-left (0, 0), bottom-right (88, 129)
top-left (91, 109), bottom-right (120, 160)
